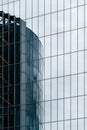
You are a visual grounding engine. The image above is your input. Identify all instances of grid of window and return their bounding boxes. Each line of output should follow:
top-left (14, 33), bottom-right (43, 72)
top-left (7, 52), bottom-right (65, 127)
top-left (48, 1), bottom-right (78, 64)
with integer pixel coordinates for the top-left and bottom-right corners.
top-left (0, 0), bottom-right (87, 130)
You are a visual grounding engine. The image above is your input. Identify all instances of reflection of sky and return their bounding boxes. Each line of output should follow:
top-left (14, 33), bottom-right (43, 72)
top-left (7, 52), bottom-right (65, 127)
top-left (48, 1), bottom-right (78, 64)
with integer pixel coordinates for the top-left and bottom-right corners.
top-left (1, 0), bottom-right (87, 130)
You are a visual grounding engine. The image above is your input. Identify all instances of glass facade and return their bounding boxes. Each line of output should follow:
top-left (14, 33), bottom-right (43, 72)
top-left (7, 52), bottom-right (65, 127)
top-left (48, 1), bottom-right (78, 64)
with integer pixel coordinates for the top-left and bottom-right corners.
top-left (0, 0), bottom-right (87, 130)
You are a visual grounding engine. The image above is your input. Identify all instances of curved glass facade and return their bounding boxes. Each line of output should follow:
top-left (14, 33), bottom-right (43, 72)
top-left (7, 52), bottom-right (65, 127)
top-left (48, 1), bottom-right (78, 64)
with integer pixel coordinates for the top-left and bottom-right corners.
top-left (0, 11), bottom-right (43, 130)
top-left (0, 0), bottom-right (87, 130)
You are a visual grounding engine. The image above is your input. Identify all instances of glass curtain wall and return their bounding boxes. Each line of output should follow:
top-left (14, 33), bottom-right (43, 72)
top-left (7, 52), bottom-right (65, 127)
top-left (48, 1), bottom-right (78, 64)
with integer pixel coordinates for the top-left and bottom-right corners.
top-left (0, 0), bottom-right (87, 130)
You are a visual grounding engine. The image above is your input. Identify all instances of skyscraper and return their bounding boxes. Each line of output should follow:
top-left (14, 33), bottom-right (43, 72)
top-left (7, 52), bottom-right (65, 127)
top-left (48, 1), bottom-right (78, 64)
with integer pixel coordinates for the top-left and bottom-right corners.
top-left (0, 0), bottom-right (87, 130)
top-left (0, 11), bottom-right (43, 130)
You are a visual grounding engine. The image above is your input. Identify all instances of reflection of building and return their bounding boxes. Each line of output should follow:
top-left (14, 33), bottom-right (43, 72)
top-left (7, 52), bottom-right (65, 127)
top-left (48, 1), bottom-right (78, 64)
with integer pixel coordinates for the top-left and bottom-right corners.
top-left (0, 11), bottom-right (43, 130)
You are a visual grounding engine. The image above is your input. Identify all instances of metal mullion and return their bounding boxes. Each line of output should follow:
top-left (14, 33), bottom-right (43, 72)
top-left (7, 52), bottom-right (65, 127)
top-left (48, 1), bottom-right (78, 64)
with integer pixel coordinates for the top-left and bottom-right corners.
top-left (7, 5), bottom-right (9, 130)
top-left (84, 1), bottom-right (85, 130)
top-left (70, 0), bottom-right (72, 130)
top-left (1, 10), bottom-right (3, 130)
top-left (13, 9), bottom-right (16, 130)
top-left (77, 0), bottom-right (78, 130)
top-left (8, 14), bottom-right (10, 130)
top-left (50, 0), bottom-right (52, 130)
top-left (2, 12), bottom-right (5, 130)
top-left (43, 0), bottom-right (45, 129)
top-left (57, 0), bottom-right (58, 130)
top-left (63, 1), bottom-right (65, 130)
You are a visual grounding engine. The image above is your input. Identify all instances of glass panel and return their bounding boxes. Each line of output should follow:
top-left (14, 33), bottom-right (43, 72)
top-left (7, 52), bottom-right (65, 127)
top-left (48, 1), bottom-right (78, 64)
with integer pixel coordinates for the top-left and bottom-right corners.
top-left (78, 51), bottom-right (84, 73)
top-left (65, 54), bottom-right (70, 75)
top-left (52, 35), bottom-right (57, 56)
top-left (58, 55), bottom-right (63, 76)
top-left (39, 16), bottom-right (44, 36)
top-left (71, 0), bottom-right (77, 7)
top-left (45, 101), bottom-right (50, 122)
top-left (58, 122), bottom-right (63, 130)
top-left (39, 0), bottom-right (44, 15)
top-left (78, 29), bottom-right (84, 51)
top-left (58, 33), bottom-right (63, 54)
top-left (45, 15), bottom-right (50, 35)
top-left (65, 32), bottom-right (70, 53)
top-left (71, 120), bottom-right (77, 130)
top-left (65, 99), bottom-right (70, 119)
top-left (78, 74), bottom-right (84, 95)
top-left (78, 97), bottom-right (84, 118)
top-left (65, 76), bottom-right (70, 97)
top-left (65, 121), bottom-right (70, 130)
top-left (71, 30), bottom-right (77, 52)
top-left (52, 13), bottom-right (57, 34)
top-left (52, 57), bottom-right (57, 78)
top-left (58, 11), bottom-right (63, 33)
top-left (58, 77), bottom-right (63, 98)
top-left (78, 0), bottom-right (84, 5)
top-left (78, 6), bottom-right (84, 28)
top-left (52, 0), bottom-right (57, 12)
top-left (45, 36), bottom-right (50, 57)
top-left (45, 80), bottom-right (50, 100)
top-left (71, 97), bottom-right (77, 119)
top-left (65, 10), bottom-right (70, 31)
top-left (65, 0), bottom-right (70, 9)
top-left (85, 96), bottom-right (87, 117)
top-left (71, 8), bottom-right (77, 30)
top-left (78, 119), bottom-right (84, 130)
top-left (33, 0), bottom-right (38, 17)
top-left (45, 58), bottom-right (50, 79)
top-left (45, 0), bottom-right (50, 13)
top-left (52, 78), bottom-right (57, 99)
top-left (71, 75), bottom-right (77, 97)
top-left (58, 0), bottom-right (63, 11)
top-left (52, 100), bottom-right (57, 121)
top-left (71, 52), bottom-right (77, 74)
top-left (58, 99), bottom-right (63, 120)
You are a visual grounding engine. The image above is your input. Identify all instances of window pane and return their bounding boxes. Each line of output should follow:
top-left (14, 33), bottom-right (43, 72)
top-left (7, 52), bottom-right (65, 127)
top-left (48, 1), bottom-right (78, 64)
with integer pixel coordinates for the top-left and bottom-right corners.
top-left (78, 51), bottom-right (84, 73)
top-left (52, 57), bottom-right (57, 78)
top-left (71, 0), bottom-right (77, 7)
top-left (65, 32), bottom-right (70, 53)
top-left (58, 77), bottom-right (63, 98)
top-left (71, 53), bottom-right (77, 74)
top-left (45, 102), bottom-right (50, 122)
top-left (78, 74), bottom-right (84, 95)
top-left (58, 55), bottom-right (63, 76)
top-left (52, 78), bottom-right (57, 99)
top-left (65, 76), bottom-right (70, 97)
top-left (78, 6), bottom-right (84, 28)
top-left (78, 0), bottom-right (84, 5)
top-left (71, 98), bottom-right (77, 119)
top-left (65, 99), bottom-right (70, 119)
top-left (58, 11), bottom-right (63, 33)
top-left (45, 80), bottom-right (50, 100)
top-left (52, 100), bottom-right (57, 121)
top-left (71, 120), bottom-right (77, 130)
top-left (65, 0), bottom-right (70, 9)
top-left (78, 29), bottom-right (84, 51)
top-left (71, 75), bottom-right (77, 96)
top-left (52, 35), bottom-right (57, 56)
top-left (71, 30), bottom-right (77, 52)
top-left (65, 54), bottom-right (70, 75)
top-left (58, 100), bottom-right (63, 120)
top-left (65, 10), bottom-right (70, 31)
top-left (58, 33), bottom-right (63, 54)
top-left (52, 13), bottom-right (57, 34)
top-left (58, 0), bottom-right (63, 11)
top-left (71, 8), bottom-right (77, 29)
top-left (78, 97), bottom-right (84, 118)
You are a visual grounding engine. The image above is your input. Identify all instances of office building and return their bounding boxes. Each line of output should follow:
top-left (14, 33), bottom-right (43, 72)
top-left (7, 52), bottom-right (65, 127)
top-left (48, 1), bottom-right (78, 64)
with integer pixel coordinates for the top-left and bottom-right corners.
top-left (0, 11), bottom-right (43, 130)
top-left (0, 0), bottom-right (87, 130)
